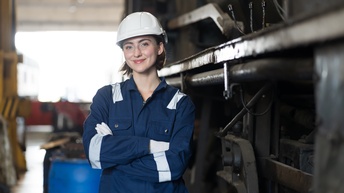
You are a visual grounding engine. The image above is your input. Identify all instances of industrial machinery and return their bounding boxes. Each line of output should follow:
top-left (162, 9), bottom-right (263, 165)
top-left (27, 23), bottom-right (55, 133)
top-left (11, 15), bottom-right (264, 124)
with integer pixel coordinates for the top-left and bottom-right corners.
top-left (1, 0), bottom-right (344, 193)
top-left (124, 1), bottom-right (344, 193)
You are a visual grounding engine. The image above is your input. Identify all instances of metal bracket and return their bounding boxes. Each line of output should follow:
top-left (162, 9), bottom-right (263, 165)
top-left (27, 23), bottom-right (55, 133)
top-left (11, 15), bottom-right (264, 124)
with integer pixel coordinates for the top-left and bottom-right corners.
top-left (223, 62), bottom-right (240, 100)
top-left (217, 134), bottom-right (259, 193)
top-left (167, 3), bottom-right (243, 38)
top-left (223, 62), bottom-right (230, 100)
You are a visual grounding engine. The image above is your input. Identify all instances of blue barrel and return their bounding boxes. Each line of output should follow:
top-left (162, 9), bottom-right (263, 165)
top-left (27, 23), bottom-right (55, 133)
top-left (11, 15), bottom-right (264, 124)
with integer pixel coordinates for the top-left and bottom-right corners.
top-left (49, 159), bottom-right (101, 193)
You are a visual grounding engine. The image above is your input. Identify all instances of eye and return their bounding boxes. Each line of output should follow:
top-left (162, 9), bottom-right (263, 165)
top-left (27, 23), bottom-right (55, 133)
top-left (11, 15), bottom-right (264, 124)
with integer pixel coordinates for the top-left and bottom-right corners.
top-left (140, 41), bottom-right (150, 48)
top-left (123, 45), bottom-right (133, 50)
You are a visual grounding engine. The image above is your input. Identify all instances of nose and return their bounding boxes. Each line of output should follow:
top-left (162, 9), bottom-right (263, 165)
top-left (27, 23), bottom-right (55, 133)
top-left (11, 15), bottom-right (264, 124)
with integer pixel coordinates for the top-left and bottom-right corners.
top-left (134, 47), bottom-right (142, 57)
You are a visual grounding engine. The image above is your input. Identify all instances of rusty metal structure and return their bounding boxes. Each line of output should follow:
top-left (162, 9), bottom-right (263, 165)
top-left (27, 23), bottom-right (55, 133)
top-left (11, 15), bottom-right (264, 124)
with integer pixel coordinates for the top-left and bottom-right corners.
top-left (124, 0), bottom-right (344, 193)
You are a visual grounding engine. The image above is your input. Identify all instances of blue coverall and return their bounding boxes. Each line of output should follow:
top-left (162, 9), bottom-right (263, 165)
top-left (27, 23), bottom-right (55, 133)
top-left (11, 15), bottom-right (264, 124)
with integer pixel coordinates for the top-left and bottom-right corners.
top-left (83, 76), bottom-right (195, 193)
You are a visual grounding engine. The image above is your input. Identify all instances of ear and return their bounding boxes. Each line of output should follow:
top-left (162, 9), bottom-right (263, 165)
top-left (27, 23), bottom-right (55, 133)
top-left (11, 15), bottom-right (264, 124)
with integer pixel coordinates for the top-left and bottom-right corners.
top-left (158, 42), bottom-right (164, 55)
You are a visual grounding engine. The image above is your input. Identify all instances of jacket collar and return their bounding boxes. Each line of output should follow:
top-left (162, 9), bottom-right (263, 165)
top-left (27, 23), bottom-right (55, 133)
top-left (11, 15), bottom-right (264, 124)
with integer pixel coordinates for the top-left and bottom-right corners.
top-left (127, 75), bottom-right (167, 92)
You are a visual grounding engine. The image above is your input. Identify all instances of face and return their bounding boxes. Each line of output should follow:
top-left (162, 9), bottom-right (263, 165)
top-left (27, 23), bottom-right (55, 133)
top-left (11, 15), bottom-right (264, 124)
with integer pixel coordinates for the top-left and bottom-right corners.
top-left (122, 35), bottom-right (163, 75)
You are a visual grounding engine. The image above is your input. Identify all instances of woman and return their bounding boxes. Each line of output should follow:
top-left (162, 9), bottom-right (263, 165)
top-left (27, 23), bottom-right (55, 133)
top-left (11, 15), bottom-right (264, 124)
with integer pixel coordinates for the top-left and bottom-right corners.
top-left (83, 12), bottom-right (195, 193)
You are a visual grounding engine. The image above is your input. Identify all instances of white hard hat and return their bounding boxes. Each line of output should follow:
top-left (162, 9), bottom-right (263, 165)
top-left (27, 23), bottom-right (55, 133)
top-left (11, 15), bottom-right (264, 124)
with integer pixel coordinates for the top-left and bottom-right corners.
top-left (116, 12), bottom-right (168, 46)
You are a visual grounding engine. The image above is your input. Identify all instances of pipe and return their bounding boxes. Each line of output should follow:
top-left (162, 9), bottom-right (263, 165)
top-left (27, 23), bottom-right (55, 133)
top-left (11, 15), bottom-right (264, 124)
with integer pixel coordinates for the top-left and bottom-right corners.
top-left (229, 58), bottom-right (313, 82)
top-left (165, 58), bottom-right (313, 87)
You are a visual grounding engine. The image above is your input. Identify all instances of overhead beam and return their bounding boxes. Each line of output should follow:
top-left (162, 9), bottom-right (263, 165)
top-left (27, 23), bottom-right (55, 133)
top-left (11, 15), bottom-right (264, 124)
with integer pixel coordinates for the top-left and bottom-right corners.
top-left (16, 0), bottom-right (124, 31)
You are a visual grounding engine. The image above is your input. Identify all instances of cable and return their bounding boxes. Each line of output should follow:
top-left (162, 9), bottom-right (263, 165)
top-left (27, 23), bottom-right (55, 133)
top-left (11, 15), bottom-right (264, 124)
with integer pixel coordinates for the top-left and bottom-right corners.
top-left (228, 4), bottom-right (246, 35)
top-left (249, 2), bottom-right (254, 32)
top-left (239, 85), bottom-right (274, 116)
top-left (262, 0), bottom-right (266, 29)
top-left (273, 0), bottom-right (286, 21)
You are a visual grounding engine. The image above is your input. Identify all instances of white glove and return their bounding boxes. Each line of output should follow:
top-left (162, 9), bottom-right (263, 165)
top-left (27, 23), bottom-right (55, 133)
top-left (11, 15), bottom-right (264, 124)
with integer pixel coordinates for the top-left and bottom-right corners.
top-left (95, 122), bottom-right (113, 136)
top-left (149, 140), bottom-right (170, 154)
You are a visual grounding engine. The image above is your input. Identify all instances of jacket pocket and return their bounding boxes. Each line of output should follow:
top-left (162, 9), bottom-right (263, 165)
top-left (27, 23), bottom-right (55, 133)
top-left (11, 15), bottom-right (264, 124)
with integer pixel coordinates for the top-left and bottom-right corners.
top-left (110, 118), bottom-right (132, 135)
top-left (149, 120), bottom-right (173, 141)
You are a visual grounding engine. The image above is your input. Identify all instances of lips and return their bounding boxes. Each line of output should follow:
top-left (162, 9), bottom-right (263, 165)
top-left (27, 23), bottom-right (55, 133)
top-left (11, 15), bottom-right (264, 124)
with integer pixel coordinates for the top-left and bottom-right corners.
top-left (133, 59), bottom-right (145, 64)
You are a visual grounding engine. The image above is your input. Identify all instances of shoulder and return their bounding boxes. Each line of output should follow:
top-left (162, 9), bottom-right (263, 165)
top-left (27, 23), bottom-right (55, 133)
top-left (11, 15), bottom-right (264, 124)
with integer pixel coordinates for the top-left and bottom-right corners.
top-left (165, 85), bottom-right (194, 110)
top-left (110, 82), bottom-right (126, 103)
top-left (164, 83), bottom-right (182, 96)
top-left (97, 81), bottom-right (127, 93)
top-left (94, 81), bottom-right (126, 99)
top-left (94, 84), bottom-right (113, 97)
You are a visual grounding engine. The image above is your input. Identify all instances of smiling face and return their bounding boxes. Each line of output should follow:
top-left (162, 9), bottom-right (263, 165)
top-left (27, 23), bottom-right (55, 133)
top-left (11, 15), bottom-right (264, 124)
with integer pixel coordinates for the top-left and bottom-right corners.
top-left (122, 35), bottom-right (163, 76)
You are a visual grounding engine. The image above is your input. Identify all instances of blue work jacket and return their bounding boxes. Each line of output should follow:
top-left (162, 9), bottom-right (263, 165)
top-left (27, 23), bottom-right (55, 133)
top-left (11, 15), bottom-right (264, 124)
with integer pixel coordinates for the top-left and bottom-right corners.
top-left (83, 76), bottom-right (195, 193)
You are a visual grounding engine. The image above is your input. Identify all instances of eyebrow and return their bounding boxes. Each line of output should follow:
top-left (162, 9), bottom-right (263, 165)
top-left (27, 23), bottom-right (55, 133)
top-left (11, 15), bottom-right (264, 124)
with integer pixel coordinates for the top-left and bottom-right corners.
top-left (123, 38), bottom-right (152, 46)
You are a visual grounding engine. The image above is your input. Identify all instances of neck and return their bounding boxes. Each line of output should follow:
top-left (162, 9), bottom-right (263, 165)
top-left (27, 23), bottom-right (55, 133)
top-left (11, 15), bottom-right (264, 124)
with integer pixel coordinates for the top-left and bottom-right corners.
top-left (133, 73), bottom-right (161, 101)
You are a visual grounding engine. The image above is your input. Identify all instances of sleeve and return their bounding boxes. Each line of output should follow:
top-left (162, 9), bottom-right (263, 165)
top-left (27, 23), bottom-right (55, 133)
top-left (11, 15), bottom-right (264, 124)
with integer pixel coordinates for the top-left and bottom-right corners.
top-left (82, 86), bottom-right (150, 169)
top-left (115, 95), bottom-right (195, 182)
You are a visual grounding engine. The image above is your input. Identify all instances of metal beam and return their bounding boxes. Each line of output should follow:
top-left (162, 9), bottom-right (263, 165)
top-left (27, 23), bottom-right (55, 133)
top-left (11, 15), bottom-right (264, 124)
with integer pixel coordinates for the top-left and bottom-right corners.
top-left (16, 0), bottom-right (124, 31)
top-left (258, 158), bottom-right (313, 193)
top-left (160, 6), bottom-right (344, 77)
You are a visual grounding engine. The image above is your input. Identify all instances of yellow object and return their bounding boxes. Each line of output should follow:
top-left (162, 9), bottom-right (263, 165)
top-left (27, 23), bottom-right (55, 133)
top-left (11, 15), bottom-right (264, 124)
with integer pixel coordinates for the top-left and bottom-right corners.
top-left (0, 0), bottom-right (28, 184)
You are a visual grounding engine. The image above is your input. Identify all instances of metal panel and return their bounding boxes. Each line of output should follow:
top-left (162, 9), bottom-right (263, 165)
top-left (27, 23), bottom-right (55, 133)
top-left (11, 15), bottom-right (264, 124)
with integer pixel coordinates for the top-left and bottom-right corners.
top-left (167, 3), bottom-right (242, 38)
top-left (314, 41), bottom-right (344, 193)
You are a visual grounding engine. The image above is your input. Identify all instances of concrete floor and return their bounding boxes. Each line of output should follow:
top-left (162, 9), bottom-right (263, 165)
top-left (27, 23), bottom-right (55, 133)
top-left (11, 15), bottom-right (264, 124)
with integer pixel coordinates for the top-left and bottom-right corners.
top-left (11, 126), bottom-right (52, 193)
